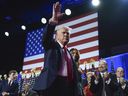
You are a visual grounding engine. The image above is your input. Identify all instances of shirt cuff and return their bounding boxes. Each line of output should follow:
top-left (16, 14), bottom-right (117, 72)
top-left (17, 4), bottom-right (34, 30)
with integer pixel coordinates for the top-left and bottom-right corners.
top-left (122, 84), bottom-right (126, 89)
top-left (94, 80), bottom-right (99, 84)
top-left (106, 78), bottom-right (111, 84)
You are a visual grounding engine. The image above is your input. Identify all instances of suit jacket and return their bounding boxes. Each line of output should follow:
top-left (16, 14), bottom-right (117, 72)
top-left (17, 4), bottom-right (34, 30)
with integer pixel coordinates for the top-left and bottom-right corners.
top-left (113, 78), bottom-right (128, 96)
top-left (33, 24), bottom-right (81, 96)
top-left (90, 72), bottom-right (117, 96)
top-left (0, 80), bottom-right (19, 96)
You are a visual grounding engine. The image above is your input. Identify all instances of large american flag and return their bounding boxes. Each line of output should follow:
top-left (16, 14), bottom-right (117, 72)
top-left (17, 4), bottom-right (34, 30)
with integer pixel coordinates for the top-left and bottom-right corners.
top-left (23, 12), bottom-right (99, 72)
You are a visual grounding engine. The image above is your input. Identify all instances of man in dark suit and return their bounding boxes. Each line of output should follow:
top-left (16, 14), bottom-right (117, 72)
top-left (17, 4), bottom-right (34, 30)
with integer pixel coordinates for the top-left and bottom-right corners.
top-left (0, 70), bottom-right (19, 96)
top-left (90, 59), bottom-right (117, 96)
top-left (113, 67), bottom-right (128, 96)
top-left (33, 2), bottom-right (82, 96)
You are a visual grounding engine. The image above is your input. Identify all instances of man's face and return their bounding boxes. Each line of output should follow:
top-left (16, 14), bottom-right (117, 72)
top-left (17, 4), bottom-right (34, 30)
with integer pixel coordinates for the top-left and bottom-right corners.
top-left (70, 49), bottom-right (80, 62)
top-left (9, 72), bottom-right (18, 80)
top-left (4, 74), bottom-right (7, 78)
top-left (116, 67), bottom-right (124, 78)
top-left (98, 61), bottom-right (107, 72)
top-left (56, 27), bottom-right (70, 45)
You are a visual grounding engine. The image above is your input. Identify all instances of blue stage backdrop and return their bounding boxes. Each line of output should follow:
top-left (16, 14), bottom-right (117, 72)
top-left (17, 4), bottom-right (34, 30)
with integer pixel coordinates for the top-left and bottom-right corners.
top-left (105, 52), bottom-right (128, 80)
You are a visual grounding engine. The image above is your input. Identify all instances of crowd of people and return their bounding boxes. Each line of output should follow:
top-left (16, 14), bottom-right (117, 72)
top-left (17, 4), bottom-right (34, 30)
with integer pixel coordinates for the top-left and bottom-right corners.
top-left (0, 49), bottom-right (128, 96)
top-left (0, 69), bottom-right (40, 96)
top-left (69, 48), bottom-right (128, 96)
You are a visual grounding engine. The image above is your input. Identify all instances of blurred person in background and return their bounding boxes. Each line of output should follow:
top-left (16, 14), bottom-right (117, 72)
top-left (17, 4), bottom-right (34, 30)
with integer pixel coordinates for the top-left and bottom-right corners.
top-left (19, 83), bottom-right (38, 96)
top-left (3, 74), bottom-right (7, 80)
top-left (90, 59), bottom-right (117, 96)
top-left (113, 67), bottom-right (128, 96)
top-left (70, 48), bottom-right (84, 96)
top-left (83, 72), bottom-right (94, 96)
top-left (0, 70), bottom-right (19, 96)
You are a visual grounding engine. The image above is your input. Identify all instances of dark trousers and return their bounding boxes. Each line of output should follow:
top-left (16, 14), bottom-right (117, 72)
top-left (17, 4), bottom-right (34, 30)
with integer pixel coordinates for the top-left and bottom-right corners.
top-left (41, 76), bottom-right (74, 96)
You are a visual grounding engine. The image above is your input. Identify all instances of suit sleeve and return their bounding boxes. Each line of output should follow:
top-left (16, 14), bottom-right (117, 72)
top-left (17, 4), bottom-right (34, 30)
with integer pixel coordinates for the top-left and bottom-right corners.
top-left (90, 75), bottom-right (99, 93)
top-left (123, 81), bottom-right (128, 95)
top-left (42, 24), bottom-right (56, 50)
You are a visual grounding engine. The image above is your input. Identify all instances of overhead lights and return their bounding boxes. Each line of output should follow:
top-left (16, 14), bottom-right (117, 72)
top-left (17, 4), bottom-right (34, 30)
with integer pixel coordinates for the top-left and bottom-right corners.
top-left (65, 9), bottom-right (71, 16)
top-left (41, 18), bottom-right (47, 24)
top-left (92, 0), bottom-right (100, 6)
top-left (21, 25), bottom-right (26, 30)
top-left (5, 32), bottom-right (9, 37)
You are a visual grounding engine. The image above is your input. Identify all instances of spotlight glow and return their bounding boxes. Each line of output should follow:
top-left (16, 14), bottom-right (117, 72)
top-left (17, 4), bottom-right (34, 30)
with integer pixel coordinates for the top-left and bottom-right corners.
top-left (21, 25), bottom-right (26, 30)
top-left (41, 18), bottom-right (47, 24)
top-left (65, 9), bottom-right (71, 16)
top-left (92, 0), bottom-right (100, 6)
top-left (5, 32), bottom-right (9, 36)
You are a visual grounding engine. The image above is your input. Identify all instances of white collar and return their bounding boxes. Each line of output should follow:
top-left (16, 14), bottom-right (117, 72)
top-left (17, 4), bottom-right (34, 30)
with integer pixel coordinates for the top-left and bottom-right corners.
top-left (57, 40), bottom-right (64, 48)
top-left (8, 78), bottom-right (13, 82)
top-left (8, 78), bottom-right (11, 81)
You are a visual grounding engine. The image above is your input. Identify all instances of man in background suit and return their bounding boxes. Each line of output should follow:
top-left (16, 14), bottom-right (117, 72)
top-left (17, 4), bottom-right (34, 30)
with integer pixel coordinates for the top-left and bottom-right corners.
top-left (0, 70), bottom-right (19, 96)
top-left (90, 59), bottom-right (117, 96)
top-left (33, 2), bottom-right (82, 96)
top-left (113, 67), bottom-right (128, 96)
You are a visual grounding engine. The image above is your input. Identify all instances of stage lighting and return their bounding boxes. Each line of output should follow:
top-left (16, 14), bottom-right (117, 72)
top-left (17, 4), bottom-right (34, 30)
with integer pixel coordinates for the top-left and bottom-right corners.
top-left (21, 25), bottom-right (26, 30)
top-left (65, 9), bottom-right (71, 16)
top-left (5, 32), bottom-right (9, 37)
top-left (41, 18), bottom-right (47, 24)
top-left (92, 0), bottom-right (100, 6)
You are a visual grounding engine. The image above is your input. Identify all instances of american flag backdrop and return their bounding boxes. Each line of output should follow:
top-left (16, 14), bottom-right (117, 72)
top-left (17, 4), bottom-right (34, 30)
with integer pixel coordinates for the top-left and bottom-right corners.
top-left (23, 12), bottom-right (99, 72)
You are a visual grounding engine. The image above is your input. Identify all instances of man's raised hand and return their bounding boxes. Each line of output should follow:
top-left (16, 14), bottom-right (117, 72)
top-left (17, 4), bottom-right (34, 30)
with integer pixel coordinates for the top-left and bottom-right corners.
top-left (49, 2), bottom-right (64, 25)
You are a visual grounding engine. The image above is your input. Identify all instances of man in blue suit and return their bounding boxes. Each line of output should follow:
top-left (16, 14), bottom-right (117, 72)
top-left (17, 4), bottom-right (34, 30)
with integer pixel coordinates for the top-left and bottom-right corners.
top-left (33, 2), bottom-right (83, 96)
top-left (0, 70), bottom-right (19, 96)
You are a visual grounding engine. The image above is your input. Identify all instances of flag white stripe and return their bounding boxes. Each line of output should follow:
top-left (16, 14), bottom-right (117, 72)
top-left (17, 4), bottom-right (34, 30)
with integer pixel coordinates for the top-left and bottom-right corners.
top-left (23, 62), bottom-right (44, 70)
top-left (80, 50), bottom-right (99, 60)
top-left (24, 53), bottom-right (44, 62)
top-left (56, 13), bottom-right (98, 30)
top-left (70, 31), bottom-right (98, 43)
top-left (68, 40), bottom-right (99, 51)
top-left (71, 22), bottom-right (98, 34)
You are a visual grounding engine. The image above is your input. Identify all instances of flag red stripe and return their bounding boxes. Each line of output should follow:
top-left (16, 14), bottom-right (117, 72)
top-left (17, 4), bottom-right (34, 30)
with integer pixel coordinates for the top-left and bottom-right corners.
top-left (68, 36), bottom-right (98, 47)
top-left (79, 46), bottom-right (99, 54)
top-left (70, 18), bottom-right (97, 29)
top-left (24, 58), bottom-right (44, 65)
top-left (80, 56), bottom-right (99, 64)
top-left (70, 27), bottom-right (98, 38)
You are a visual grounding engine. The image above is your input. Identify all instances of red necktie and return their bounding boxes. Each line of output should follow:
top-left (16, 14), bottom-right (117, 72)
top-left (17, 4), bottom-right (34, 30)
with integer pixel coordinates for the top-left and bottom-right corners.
top-left (63, 46), bottom-right (73, 81)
